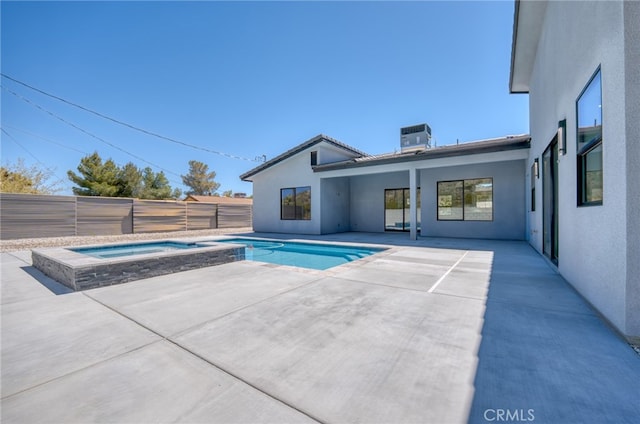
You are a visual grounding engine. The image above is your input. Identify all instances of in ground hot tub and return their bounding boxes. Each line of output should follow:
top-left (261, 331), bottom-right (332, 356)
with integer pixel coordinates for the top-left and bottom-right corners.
top-left (32, 240), bottom-right (244, 291)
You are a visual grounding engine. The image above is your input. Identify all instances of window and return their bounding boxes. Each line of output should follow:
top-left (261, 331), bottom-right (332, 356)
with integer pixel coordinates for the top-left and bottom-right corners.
top-left (281, 186), bottom-right (311, 220)
top-left (577, 68), bottom-right (603, 205)
top-left (310, 151), bottom-right (318, 166)
top-left (437, 181), bottom-right (463, 220)
top-left (438, 178), bottom-right (493, 221)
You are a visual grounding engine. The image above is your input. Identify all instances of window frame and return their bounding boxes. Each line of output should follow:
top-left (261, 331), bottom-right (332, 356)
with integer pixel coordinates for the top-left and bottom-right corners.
top-left (280, 186), bottom-right (311, 220)
top-left (576, 67), bottom-right (603, 207)
top-left (437, 178), bottom-right (494, 221)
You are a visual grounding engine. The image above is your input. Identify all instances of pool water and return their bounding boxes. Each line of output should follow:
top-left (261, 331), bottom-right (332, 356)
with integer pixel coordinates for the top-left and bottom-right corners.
top-left (71, 241), bottom-right (203, 259)
top-left (216, 238), bottom-right (384, 270)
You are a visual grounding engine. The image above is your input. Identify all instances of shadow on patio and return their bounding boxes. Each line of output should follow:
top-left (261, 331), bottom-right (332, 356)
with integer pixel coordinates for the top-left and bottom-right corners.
top-left (464, 241), bottom-right (640, 423)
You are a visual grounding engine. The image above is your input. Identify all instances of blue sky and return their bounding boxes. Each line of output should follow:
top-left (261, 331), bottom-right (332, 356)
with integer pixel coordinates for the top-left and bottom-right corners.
top-left (1, 1), bottom-right (528, 196)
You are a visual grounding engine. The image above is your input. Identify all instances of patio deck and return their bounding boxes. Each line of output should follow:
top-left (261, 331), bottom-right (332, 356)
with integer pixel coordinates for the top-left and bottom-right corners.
top-left (1, 232), bottom-right (639, 423)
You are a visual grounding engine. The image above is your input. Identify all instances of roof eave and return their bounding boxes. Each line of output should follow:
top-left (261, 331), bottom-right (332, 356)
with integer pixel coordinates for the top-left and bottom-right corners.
top-left (509, 0), bottom-right (547, 94)
top-left (314, 136), bottom-right (531, 172)
top-left (239, 134), bottom-right (366, 181)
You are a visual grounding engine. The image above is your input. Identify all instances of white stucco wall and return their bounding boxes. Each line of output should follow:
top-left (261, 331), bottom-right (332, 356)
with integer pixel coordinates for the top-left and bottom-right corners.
top-left (624, 0), bottom-right (640, 339)
top-left (420, 160), bottom-right (526, 240)
top-left (320, 177), bottom-right (350, 234)
top-left (251, 142), bottom-right (351, 234)
top-left (349, 171), bottom-right (409, 233)
top-left (526, 1), bottom-right (633, 335)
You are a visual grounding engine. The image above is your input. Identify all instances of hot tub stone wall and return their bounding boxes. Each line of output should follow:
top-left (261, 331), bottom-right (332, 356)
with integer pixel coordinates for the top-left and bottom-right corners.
top-left (32, 246), bottom-right (244, 291)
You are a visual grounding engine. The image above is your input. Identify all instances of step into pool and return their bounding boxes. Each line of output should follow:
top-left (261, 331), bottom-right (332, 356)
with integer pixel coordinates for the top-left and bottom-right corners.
top-left (215, 238), bottom-right (385, 270)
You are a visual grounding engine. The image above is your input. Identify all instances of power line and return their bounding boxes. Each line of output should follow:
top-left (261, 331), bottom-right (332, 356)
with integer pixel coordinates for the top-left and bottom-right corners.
top-left (2, 124), bottom-right (89, 154)
top-left (2, 85), bottom-right (184, 183)
top-left (1, 127), bottom-right (70, 182)
top-left (1, 127), bottom-right (45, 165)
top-left (1, 73), bottom-right (264, 162)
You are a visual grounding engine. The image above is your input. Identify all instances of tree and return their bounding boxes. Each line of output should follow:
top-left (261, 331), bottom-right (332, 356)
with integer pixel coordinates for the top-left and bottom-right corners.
top-left (222, 190), bottom-right (233, 197)
top-left (0, 158), bottom-right (63, 194)
top-left (67, 152), bottom-right (120, 196)
top-left (181, 160), bottom-right (220, 196)
top-left (68, 152), bottom-right (181, 199)
top-left (117, 162), bottom-right (143, 198)
top-left (140, 167), bottom-right (182, 200)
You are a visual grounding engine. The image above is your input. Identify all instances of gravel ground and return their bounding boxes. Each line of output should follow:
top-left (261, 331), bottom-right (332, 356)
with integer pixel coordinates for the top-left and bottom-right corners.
top-left (0, 227), bottom-right (253, 252)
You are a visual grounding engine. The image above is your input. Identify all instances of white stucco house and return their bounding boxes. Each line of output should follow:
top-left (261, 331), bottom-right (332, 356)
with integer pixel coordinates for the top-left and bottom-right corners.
top-left (240, 0), bottom-right (638, 341)
top-left (241, 133), bottom-right (530, 241)
top-left (511, 0), bottom-right (639, 340)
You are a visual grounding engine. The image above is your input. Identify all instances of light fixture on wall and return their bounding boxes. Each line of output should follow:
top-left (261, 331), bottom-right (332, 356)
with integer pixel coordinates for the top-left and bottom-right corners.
top-left (534, 158), bottom-right (539, 178)
top-left (558, 119), bottom-right (567, 155)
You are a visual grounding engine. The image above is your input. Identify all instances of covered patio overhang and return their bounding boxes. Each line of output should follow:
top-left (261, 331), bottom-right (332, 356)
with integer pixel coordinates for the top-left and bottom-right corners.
top-left (316, 147), bottom-right (530, 240)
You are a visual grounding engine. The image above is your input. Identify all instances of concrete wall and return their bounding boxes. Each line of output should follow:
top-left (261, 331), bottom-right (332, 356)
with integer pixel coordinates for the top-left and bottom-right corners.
top-left (420, 160), bottom-right (526, 240)
top-left (526, 1), bottom-right (635, 336)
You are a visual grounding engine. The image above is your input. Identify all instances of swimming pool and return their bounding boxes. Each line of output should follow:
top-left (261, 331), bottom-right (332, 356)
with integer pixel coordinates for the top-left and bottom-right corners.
top-left (32, 237), bottom-right (384, 291)
top-left (70, 241), bottom-right (205, 259)
top-left (216, 238), bottom-right (384, 270)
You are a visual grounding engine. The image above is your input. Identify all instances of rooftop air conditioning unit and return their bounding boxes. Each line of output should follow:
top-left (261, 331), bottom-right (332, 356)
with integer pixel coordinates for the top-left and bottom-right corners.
top-left (400, 123), bottom-right (432, 153)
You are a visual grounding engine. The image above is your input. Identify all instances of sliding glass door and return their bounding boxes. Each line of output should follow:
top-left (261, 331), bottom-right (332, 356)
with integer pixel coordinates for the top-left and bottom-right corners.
top-left (384, 188), bottom-right (420, 232)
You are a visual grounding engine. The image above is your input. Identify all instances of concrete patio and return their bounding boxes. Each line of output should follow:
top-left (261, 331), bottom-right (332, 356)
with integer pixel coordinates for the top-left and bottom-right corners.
top-left (1, 232), bottom-right (639, 423)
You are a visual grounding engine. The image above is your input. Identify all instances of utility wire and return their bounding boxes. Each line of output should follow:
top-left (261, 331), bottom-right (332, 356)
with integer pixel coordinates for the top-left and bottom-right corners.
top-left (1, 127), bottom-right (45, 165)
top-left (2, 85), bottom-right (183, 181)
top-left (3, 124), bottom-right (89, 154)
top-left (0, 127), bottom-right (71, 184)
top-left (2, 123), bottom-right (183, 188)
top-left (1, 73), bottom-right (264, 162)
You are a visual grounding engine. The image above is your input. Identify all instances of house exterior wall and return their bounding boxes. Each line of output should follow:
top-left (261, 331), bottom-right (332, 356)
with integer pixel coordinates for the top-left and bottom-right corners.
top-left (526, 0), bottom-right (638, 337)
top-left (320, 177), bottom-right (350, 234)
top-left (251, 147), bottom-right (321, 234)
top-left (249, 140), bottom-right (363, 235)
top-left (420, 160), bottom-right (526, 240)
top-left (624, 0), bottom-right (640, 340)
top-left (349, 172), bottom-right (409, 233)
top-left (317, 145), bottom-right (361, 164)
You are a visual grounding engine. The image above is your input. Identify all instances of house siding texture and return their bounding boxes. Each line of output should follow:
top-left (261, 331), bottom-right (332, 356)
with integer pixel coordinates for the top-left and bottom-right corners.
top-left (525, 0), bottom-right (639, 337)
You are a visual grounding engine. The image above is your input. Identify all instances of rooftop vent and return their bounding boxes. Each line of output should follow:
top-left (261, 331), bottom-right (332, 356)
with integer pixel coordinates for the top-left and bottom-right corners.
top-left (400, 123), bottom-right (431, 153)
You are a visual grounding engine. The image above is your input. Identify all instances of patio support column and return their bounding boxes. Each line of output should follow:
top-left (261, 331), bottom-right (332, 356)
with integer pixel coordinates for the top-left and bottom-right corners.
top-left (409, 167), bottom-right (418, 240)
